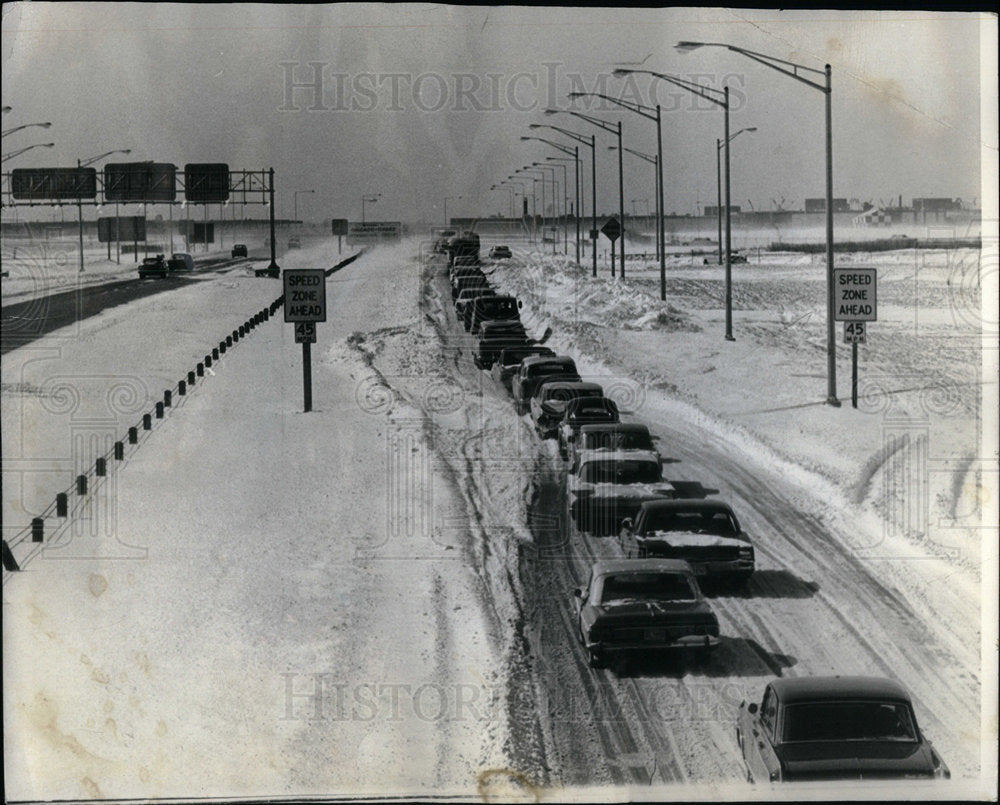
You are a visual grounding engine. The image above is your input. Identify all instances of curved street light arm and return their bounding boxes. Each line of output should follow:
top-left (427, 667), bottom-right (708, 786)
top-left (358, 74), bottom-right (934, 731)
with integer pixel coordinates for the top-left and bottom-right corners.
top-left (675, 42), bottom-right (827, 92)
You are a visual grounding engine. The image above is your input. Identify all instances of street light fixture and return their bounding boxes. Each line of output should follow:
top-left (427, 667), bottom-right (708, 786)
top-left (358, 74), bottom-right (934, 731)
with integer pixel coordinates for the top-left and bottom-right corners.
top-left (677, 40), bottom-right (839, 405)
top-left (529, 123), bottom-right (597, 277)
top-left (1, 121), bottom-right (52, 137)
top-left (550, 106), bottom-right (626, 278)
top-left (1, 142), bottom-right (54, 163)
top-left (570, 90), bottom-right (665, 298)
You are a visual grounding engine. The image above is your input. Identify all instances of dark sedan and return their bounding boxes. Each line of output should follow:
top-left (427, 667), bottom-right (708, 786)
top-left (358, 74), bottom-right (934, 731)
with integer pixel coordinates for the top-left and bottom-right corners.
top-left (574, 558), bottom-right (720, 669)
top-left (737, 676), bottom-right (950, 782)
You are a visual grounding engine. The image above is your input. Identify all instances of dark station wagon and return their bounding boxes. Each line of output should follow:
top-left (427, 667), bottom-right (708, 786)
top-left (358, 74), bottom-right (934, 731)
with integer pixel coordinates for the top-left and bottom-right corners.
top-left (737, 676), bottom-right (950, 783)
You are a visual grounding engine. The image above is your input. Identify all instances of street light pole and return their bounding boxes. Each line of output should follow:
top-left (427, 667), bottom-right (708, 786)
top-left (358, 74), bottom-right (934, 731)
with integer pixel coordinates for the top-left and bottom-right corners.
top-left (294, 189), bottom-right (314, 226)
top-left (528, 124), bottom-right (597, 276)
top-left (521, 135), bottom-right (581, 264)
top-left (548, 107), bottom-right (627, 277)
top-left (677, 41), bottom-right (839, 405)
top-left (571, 90), bottom-right (665, 298)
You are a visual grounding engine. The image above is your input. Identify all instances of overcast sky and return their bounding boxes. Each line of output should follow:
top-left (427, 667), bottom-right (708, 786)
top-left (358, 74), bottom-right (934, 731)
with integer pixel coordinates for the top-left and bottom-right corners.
top-left (1, 3), bottom-right (993, 222)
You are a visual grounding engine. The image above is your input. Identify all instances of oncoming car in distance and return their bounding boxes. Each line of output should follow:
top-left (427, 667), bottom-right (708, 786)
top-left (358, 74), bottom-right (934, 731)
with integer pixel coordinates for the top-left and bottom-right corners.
top-left (736, 676), bottom-right (950, 782)
top-left (489, 244), bottom-right (512, 259)
top-left (574, 559), bottom-right (720, 669)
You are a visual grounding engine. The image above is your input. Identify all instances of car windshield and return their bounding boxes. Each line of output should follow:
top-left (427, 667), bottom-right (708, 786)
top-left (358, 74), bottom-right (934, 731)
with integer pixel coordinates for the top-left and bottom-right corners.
top-left (545, 387), bottom-right (601, 404)
top-left (582, 460), bottom-right (661, 484)
top-left (583, 430), bottom-right (654, 451)
top-left (782, 702), bottom-right (918, 743)
top-left (598, 572), bottom-right (697, 604)
top-left (642, 509), bottom-right (739, 536)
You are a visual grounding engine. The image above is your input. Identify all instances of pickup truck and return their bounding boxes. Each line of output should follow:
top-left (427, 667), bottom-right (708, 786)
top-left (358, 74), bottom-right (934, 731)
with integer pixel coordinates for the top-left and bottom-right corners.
top-left (618, 499), bottom-right (755, 585)
top-left (512, 356), bottom-right (580, 415)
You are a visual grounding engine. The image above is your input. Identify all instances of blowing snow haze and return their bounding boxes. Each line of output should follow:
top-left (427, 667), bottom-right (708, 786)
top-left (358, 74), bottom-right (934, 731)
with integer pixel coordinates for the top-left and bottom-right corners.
top-left (1, 4), bottom-right (989, 222)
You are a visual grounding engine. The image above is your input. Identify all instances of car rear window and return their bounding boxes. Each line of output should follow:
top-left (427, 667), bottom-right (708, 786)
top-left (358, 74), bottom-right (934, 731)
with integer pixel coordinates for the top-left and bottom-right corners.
top-left (582, 460), bottom-right (661, 484)
top-left (599, 572), bottom-right (697, 604)
top-left (781, 702), bottom-right (917, 743)
top-left (584, 431), bottom-right (654, 451)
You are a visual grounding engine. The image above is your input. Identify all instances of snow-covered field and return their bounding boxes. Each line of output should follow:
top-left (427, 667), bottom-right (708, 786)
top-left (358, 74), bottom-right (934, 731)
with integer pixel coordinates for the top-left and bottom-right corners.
top-left (2, 232), bottom-right (996, 800)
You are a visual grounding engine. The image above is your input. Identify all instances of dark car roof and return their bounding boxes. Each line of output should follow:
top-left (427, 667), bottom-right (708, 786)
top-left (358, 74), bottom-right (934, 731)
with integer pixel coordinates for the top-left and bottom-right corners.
top-left (638, 499), bottom-right (735, 517)
top-left (771, 676), bottom-right (913, 705)
top-left (591, 558), bottom-right (694, 576)
top-left (579, 422), bottom-right (650, 436)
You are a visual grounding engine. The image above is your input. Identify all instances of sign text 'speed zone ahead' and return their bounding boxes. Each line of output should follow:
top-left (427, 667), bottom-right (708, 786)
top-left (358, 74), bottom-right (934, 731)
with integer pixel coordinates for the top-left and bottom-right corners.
top-left (283, 269), bottom-right (327, 322)
top-left (833, 267), bottom-right (877, 322)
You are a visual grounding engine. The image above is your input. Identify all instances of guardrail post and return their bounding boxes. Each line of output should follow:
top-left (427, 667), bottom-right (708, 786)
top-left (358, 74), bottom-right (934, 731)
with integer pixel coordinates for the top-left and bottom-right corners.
top-left (32, 518), bottom-right (44, 542)
top-left (114, 441), bottom-right (125, 460)
top-left (188, 370), bottom-right (196, 385)
top-left (178, 380), bottom-right (186, 396)
top-left (77, 475), bottom-right (87, 495)
top-left (197, 363), bottom-right (204, 377)
top-left (57, 493), bottom-right (68, 516)
top-left (213, 347), bottom-right (219, 360)
top-left (155, 402), bottom-right (164, 419)
top-left (96, 457), bottom-right (106, 477)
top-left (226, 335), bottom-right (232, 347)
top-left (142, 414), bottom-right (151, 431)
top-left (164, 390), bottom-right (172, 407)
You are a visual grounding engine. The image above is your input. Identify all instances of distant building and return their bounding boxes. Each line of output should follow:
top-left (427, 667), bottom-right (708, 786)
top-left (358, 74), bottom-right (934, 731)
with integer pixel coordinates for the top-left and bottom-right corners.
top-left (852, 207), bottom-right (891, 227)
top-left (912, 197), bottom-right (961, 212)
top-left (703, 205), bottom-right (741, 217)
top-left (805, 197), bottom-right (849, 213)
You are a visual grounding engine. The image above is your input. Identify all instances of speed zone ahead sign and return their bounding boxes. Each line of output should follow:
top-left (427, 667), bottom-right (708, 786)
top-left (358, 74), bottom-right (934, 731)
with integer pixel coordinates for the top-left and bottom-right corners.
top-left (833, 267), bottom-right (877, 321)
top-left (283, 269), bottom-right (327, 322)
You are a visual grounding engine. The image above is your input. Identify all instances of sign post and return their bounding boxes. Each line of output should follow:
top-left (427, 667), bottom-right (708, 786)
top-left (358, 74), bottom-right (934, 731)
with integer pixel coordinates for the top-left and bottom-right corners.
top-left (600, 216), bottom-right (622, 278)
top-left (284, 269), bottom-right (327, 412)
top-left (834, 268), bottom-right (877, 410)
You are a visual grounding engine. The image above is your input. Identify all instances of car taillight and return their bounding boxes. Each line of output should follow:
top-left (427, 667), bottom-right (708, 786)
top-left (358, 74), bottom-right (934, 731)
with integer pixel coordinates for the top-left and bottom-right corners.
top-left (739, 547), bottom-right (754, 560)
